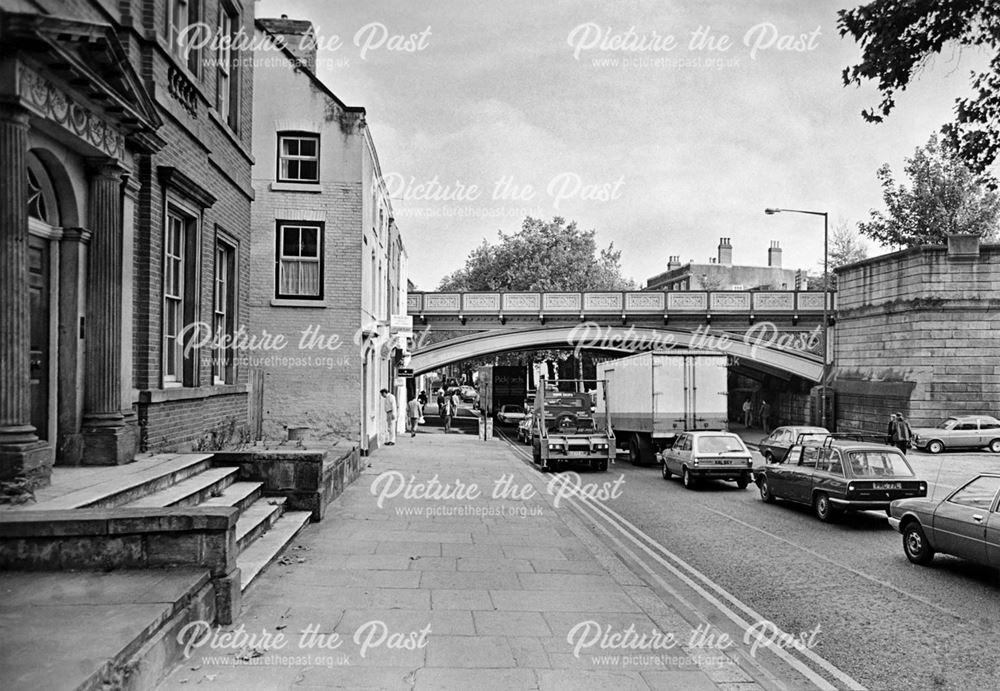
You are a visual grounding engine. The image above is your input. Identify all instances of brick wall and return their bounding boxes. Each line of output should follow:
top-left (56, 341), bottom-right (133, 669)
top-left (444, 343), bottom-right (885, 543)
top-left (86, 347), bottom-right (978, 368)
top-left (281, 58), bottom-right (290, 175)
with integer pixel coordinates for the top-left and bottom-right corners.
top-left (832, 241), bottom-right (1000, 430)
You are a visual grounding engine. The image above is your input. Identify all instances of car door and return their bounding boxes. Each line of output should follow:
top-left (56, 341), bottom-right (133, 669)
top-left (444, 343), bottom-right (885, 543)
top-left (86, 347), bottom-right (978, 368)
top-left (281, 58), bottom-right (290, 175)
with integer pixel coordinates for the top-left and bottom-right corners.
top-left (988, 488), bottom-right (1000, 568)
top-left (766, 444), bottom-right (798, 498)
top-left (785, 445), bottom-right (820, 504)
top-left (952, 421), bottom-right (978, 448)
top-left (759, 430), bottom-right (779, 459)
top-left (665, 434), bottom-right (686, 475)
top-left (932, 476), bottom-right (1000, 563)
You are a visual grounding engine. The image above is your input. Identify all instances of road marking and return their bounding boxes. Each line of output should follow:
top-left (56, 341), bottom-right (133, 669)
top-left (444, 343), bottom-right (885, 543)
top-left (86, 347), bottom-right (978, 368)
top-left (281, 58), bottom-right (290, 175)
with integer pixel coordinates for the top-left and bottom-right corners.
top-left (702, 506), bottom-right (967, 623)
top-left (497, 434), bottom-right (864, 690)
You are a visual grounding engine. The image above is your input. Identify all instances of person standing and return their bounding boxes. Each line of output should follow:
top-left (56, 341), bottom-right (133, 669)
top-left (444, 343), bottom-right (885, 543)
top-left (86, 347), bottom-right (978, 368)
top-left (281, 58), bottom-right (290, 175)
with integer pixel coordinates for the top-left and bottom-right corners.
top-left (742, 398), bottom-right (752, 428)
top-left (437, 388), bottom-right (446, 422)
top-left (443, 393), bottom-right (454, 434)
top-left (418, 390), bottom-right (428, 416)
top-left (407, 396), bottom-right (422, 437)
top-left (891, 412), bottom-right (912, 454)
top-left (759, 400), bottom-right (772, 433)
top-left (380, 388), bottom-right (397, 446)
top-left (886, 413), bottom-right (897, 445)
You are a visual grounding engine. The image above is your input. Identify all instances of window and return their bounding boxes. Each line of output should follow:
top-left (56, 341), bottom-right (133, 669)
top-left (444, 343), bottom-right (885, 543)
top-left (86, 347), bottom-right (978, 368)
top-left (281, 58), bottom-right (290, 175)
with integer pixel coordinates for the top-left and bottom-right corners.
top-left (167, 0), bottom-right (201, 75)
top-left (949, 476), bottom-right (1000, 510)
top-left (982, 421), bottom-right (1000, 430)
top-left (277, 133), bottom-right (319, 183)
top-left (216, 5), bottom-right (240, 131)
top-left (213, 240), bottom-right (236, 384)
top-left (846, 451), bottom-right (914, 478)
top-left (955, 422), bottom-right (977, 430)
top-left (275, 221), bottom-right (323, 299)
top-left (163, 211), bottom-right (186, 384)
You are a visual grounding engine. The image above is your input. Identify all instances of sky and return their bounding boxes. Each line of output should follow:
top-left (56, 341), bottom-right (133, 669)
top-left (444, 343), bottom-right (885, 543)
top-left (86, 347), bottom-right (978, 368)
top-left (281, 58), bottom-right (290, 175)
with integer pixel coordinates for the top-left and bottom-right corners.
top-left (258, 0), bottom-right (988, 290)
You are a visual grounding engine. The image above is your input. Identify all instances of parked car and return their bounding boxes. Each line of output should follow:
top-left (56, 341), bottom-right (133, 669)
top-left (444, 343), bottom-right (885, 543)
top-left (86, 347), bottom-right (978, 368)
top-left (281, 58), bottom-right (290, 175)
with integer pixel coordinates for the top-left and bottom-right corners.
top-left (757, 426), bottom-right (829, 463)
top-left (756, 438), bottom-right (927, 522)
top-left (496, 404), bottom-right (527, 426)
top-left (910, 415), bottom-right (1000, 454)
top-left (459, 385), bottom-right (477, 402)
top-left (517, 415), bottom-right (534, 444)
top-left (888, 473), bottom-right (1000, 567)
top-left (658, 431), bottom-right (754, 490)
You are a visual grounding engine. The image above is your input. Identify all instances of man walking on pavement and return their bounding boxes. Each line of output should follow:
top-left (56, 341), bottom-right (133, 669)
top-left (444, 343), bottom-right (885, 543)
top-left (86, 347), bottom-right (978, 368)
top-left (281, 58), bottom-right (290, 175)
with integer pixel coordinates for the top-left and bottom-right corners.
top-left (742, 398), bottom-right (752, 428)
top-left (759, 399), bottom-right (772, 433)
top-left (891, 412), bottom-right (912, 455)
top-left (407, 396), bottom-right (422, 437)
top-left (380, 388), bottom-right (397, 445)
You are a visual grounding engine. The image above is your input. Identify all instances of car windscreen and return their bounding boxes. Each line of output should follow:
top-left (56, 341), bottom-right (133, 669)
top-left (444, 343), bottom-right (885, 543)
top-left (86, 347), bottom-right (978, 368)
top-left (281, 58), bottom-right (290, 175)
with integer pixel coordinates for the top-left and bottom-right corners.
top-left (696, 436), bottom-right (746, 454)
top-left (846, 451), bottom-right (915, 478)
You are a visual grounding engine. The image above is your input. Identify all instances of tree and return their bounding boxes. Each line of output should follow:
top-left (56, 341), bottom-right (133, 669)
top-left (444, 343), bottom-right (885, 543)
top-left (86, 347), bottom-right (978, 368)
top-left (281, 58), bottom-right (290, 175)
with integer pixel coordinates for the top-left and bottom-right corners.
top-left (857, 134), bottom-right (1000, 247)
top-left (810, 219), bottom-right (869, 290)
top-left (438, 216), bottom-right (636, 291)
top-left (838, 1), bottom-right (1000, 177)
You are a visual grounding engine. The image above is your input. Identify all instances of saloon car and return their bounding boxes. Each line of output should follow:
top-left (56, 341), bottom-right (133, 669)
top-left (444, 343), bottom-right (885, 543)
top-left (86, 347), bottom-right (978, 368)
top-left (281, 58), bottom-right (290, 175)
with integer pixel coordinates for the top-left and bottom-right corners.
top-left (659, 432), bottom-right (754, 490)
top-left (888, 473), bottom-right (1000, 567)
top-left (758, 426), bottom-right (829, 463)
top-left (755, 438), bottom-right (927, 521)
top-left (496, 404), bottom-right (527, 426)
top-left (910, 415), bottom-right (1000, 454)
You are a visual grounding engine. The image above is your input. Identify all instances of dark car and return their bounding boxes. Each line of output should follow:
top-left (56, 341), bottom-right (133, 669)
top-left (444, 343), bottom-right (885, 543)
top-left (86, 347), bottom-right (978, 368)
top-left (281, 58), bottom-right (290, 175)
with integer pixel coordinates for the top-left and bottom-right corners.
top-left (910, 415), bottom-right (1000, 454)
top-left (888, 474), bottom-right (1000, 567)
top-left (756, 438), bottom-right (927, 521)
top-left (757, 426), bottom-right (829, 463)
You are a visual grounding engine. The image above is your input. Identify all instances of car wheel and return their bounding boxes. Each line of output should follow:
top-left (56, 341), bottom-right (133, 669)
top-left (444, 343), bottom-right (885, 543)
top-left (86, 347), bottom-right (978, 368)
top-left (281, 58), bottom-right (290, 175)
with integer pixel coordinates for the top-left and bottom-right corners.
top-left (661, 462), bottom-right (671, 481)
top-left (759, 477), bottom-right (775, 503)
top-left (682, 467), bottom-right (696, 490)
top-left (927, 440), bottom-right (944, 454)
top-left (763, 451), bottom-right (774, 464)
top-left (989, 438), bottom-right (1000, 454)
top-left (903, 522), bottom-right (935, 565)
top-left (736, 475), bottom-right (750, 490)
top-left (813, 492), bottom-right (837, 522)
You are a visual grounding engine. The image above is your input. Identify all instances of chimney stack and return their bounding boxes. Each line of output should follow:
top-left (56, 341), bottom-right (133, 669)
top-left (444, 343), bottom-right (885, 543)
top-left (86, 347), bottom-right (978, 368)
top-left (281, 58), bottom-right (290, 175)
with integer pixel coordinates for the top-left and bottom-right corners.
top-left (767, 240), bottom-right (782, 268)
top-left (259, 16), bottom-right (317, 72)
top-left (717, 237), bottom-right (733, 265)
top-left (667, 255), bottom-right (681, 271)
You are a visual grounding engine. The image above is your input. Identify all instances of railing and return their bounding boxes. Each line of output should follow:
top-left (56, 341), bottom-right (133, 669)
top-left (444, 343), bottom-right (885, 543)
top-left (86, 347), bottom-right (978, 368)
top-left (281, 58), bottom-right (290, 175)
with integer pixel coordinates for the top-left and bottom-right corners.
top-left (407, 290), bottom-right (833, 316)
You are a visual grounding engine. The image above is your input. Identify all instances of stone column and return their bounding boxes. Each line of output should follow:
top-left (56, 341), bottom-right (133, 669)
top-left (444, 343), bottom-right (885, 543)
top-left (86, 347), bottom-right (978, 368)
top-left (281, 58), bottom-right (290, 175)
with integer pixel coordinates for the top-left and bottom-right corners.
top-left (81, 158), bottom-right (136, 464)
top-left (0, 103), bottom-right (48, 483)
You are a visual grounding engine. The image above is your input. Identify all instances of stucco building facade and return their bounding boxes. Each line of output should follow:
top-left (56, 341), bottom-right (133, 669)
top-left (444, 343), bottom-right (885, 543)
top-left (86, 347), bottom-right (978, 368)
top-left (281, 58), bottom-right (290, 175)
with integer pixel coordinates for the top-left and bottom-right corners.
top-left (250, 17), bottom-right (407, 453)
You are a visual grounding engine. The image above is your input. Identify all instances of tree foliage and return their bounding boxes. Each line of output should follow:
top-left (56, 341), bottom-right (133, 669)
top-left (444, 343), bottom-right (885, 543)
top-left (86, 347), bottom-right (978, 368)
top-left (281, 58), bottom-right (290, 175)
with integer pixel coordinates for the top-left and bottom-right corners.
top-left (438, 216), bottom-right (636, 291)
top-left (838, 1), bottom-right (1000, 177)
top-left (828, 219), bottom-right (869, 269)
top-left (858, 134), bottom-right (1000, 247)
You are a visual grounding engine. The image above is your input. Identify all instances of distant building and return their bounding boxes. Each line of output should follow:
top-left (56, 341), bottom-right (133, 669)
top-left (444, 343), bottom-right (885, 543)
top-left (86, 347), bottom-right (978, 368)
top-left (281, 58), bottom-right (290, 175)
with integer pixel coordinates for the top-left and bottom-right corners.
top-left (646, 238), bottom-right (800, 291)
top-left (251, 17), bottom-right (407, 452)
top-left (0, 0), bottom-right (255, 483)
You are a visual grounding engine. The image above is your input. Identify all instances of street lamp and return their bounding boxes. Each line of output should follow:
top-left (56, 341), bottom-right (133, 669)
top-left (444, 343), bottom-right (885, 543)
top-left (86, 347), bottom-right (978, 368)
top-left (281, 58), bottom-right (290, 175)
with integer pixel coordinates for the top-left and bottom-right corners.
top-left (764, 207), bottom-right (829, 428)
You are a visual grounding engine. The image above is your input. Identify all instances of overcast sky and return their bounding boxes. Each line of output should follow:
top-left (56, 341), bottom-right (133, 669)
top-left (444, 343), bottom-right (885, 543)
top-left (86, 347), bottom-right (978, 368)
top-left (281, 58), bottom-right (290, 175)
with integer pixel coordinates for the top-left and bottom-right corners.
top-left (258, 0), bottom-right (986, 290)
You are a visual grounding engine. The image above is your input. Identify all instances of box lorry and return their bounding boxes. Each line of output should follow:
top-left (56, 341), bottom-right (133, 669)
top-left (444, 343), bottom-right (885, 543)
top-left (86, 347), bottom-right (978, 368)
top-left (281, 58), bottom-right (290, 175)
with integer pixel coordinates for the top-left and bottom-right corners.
top-left (476, 365), bottom-right (528, 420)
top-left (530, 379), bottom-right (615, 473)
top-left (596, 351), bottom-right (729, 465)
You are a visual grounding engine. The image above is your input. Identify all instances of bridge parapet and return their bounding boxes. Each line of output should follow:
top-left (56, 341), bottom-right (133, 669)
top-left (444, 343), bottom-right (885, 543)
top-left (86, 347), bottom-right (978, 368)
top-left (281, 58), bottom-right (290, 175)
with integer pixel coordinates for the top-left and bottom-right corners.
top-left (407, 290), bottom-right (832, 317)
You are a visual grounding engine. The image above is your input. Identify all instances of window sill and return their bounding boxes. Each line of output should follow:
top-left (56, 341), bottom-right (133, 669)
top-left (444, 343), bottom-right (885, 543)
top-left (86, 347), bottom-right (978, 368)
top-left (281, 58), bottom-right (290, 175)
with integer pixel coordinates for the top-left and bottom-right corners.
top-left (270, 298), bottom-right (327, 308)
top-left (139, 384), bottom-right (249, 404)
top-left (270, 181), bottom-right (322, 193)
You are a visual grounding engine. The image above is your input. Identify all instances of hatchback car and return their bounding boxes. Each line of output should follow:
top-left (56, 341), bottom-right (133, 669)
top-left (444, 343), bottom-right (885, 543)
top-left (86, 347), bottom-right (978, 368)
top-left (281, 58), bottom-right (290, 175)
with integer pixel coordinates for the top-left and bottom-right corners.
top-left (889, 474), bottom-right (1000, 567)
top-left (758, 426), bottom-right (829, 463)
top-left (659, 432), bottom-right (753, 490)
top-left (496, 404), bottom-right (527, 426)
top-left (756, 439), bottom-right (927, 521)
top-left (910, 416), bottom-right (1000, 454)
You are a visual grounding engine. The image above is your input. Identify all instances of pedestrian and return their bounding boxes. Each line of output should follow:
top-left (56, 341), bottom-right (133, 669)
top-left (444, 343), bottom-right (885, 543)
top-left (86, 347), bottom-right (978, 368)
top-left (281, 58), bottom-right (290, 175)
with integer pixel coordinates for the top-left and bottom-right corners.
top-left (742, 398), bottom-right (752, 428)
top-left (418, 390), bottom-right (428, 415)
top-left (443, 394), bottom-right (454, 433)
top-left (437, 388), bottom-right (446, 422)
top-left (886, 413), bottom-right (897, 445)
top-left (380, 388), bottom-right (396, 446)
top-left (407, 396), bottom-right (421, 437)
top-left (759, 400), bottom-right (771, 433)
top-left (891, 412), bottom-right (912, 455)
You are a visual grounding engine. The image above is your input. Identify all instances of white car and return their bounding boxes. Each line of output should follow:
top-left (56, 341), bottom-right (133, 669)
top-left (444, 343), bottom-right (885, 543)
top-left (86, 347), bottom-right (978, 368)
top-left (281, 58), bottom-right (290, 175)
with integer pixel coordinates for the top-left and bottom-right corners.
top-left (659, 431), bottom-right (754, 490)
top-left (496, 404), bottom-right (527, 426)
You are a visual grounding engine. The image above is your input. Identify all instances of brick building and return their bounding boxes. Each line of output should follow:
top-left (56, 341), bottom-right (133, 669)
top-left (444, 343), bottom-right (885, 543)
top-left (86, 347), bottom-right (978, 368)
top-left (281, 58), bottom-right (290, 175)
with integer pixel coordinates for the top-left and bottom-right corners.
top-left (250, 17), bottom-right (407, 452)
top-left (0, 0), bottom-right (255, 483)
top-left (646, 238), bottom-right (800, 291)
top-left (833, 235), bottom-right (1000, 430)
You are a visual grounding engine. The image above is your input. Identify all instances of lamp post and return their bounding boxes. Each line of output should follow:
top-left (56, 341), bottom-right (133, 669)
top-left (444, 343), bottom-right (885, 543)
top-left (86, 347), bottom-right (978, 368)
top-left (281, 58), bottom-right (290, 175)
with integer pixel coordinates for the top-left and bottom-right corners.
top-left (764, 207), bottom-right (829, 428)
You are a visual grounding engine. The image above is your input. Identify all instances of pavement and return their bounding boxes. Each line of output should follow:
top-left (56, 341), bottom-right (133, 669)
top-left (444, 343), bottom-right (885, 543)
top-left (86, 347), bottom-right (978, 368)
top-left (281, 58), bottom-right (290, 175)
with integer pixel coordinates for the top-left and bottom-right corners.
top-left (157, 428), bottom-right (778, 690)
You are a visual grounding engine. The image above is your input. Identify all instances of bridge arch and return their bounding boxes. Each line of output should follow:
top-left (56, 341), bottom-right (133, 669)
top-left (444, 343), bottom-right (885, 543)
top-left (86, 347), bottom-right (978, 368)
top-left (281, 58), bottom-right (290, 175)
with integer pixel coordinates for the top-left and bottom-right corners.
top-left (409, 325), bottom-right (823, 381)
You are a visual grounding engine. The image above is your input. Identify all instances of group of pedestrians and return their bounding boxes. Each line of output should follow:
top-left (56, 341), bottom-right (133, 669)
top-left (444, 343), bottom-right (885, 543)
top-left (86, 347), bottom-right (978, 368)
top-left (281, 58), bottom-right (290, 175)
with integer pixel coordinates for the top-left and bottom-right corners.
top-left (379, 387), bottom-right (461, 444)
top-left (741, 397), bottom-right (772, 432)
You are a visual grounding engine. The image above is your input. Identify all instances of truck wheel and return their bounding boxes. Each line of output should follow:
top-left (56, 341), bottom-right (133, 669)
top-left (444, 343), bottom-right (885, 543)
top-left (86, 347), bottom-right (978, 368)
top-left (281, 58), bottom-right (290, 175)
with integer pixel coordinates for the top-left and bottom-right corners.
top-left (532, 443), bottom-right (541, 465)
top-left (661, 463), bottom-right (671, 481)
top-left (628, 434), bottom-right (654, 466)
top-left (597, 460), bottom-right (608, 472)
top-left (682, 467), bottom-right (696, 490)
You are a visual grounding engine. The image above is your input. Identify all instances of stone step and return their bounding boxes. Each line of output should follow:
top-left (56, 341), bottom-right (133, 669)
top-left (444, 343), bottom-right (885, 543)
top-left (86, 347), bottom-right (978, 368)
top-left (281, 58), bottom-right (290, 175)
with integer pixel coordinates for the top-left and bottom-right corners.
top-left (23, 454), bottom-right (215, 510)
top-left (125, 467), bottom-right (239, 509)
top-left (235, 497), bottom-right (287, 552)
top-left (197, 481), bottom-right (263, 514)
top-left (236, 511), bottom-right (312, 592)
